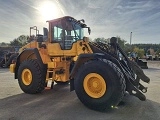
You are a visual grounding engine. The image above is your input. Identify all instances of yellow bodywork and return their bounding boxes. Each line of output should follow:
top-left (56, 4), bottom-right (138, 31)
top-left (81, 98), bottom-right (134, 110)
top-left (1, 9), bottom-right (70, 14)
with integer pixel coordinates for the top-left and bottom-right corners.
top-left (10, 37), bottom-right (93, 83)
top-left (43, 38), bottom-right (93, 82)
top-left (10, 64), bottom-right (16, 73)
top-left (10, 16), bottom-right (93, 85)
top-left (19, 41), bottom-right (38, 53)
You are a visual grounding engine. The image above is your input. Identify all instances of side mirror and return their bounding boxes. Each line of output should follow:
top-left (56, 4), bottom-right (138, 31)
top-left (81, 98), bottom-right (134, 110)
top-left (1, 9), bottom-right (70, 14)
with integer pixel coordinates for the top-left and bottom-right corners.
top-left (88, 27), bottom-right (91, 35)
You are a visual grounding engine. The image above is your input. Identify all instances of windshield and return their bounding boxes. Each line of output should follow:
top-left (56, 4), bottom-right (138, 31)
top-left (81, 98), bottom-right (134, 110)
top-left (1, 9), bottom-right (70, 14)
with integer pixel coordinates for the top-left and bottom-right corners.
top-left (51, 17), bottom-right (85, 49)
top-left (52, 18), bottom-right (84, 42)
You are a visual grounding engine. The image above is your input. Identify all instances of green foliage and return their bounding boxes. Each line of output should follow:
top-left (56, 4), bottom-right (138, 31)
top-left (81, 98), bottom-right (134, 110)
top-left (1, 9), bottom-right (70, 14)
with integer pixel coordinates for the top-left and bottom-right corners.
top-left (10, 35), bottom-right (29, 47)
top-left (133, 47), bottom-right (145, 58)
top-left (10, 38), bottom-right (22, 46)
top-left (94, 37), bottom-right (109, 43)
top-left (155, 49), bottom-right (160, 56)
top-left (0, 42), bottom-right (9, 47)
top-left (132, 44), bottom-right (160, 54)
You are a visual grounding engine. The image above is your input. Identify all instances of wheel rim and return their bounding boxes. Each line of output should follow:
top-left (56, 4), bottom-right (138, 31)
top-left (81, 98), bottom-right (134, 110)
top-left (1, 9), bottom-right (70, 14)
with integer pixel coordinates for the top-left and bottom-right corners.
top-left (83, 73), bottom-right (107, 98)
top-left (22, 68), bottom-right (32, 85)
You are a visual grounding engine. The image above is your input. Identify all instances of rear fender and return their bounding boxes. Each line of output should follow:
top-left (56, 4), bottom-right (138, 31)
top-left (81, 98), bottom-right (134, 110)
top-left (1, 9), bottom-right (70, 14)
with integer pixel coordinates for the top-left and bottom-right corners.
top-left (14, 48), bottom-right (43, 79)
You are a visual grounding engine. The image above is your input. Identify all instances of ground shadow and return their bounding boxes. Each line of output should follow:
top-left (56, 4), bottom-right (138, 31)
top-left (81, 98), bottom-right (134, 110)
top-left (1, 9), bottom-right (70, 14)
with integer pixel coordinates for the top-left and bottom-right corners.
top-left (0, 84), bottom-right (160, 120)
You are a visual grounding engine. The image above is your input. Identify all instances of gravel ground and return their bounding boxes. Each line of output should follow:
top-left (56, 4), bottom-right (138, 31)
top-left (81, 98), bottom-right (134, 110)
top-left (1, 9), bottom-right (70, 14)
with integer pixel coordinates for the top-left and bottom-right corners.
top-left (0, 61), bottom-right (160, 120)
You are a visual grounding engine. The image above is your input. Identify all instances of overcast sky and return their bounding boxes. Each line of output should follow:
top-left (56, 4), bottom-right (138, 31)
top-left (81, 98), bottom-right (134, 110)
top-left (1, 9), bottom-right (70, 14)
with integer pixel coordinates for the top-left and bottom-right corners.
top-left (0, 0), bottom-right (160, 44)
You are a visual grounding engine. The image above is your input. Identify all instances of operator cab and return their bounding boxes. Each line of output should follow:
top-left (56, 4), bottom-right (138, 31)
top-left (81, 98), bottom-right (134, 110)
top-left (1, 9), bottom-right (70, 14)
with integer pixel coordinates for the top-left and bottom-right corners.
top-left (48, 16), bottom-right (90, 50)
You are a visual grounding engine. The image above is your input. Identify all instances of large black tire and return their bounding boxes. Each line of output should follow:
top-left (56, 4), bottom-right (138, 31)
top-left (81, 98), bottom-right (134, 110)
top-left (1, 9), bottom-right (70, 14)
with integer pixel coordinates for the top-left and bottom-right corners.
top-left (18, 59), bottom-right (45, 94)
top-left (74, 59), bottom-right (126, 111)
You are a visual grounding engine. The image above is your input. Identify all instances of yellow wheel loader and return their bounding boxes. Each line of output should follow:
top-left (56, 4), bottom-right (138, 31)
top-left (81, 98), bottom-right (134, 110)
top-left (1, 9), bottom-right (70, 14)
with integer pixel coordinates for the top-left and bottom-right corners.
top-left (10, 16), bottom-right (150, 111)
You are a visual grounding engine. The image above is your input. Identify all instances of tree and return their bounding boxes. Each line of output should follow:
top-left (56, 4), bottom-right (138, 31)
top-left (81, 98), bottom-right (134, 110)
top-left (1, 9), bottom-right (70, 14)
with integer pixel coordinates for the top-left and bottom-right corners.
top-left (10, 35), bottom-right (29, 47)
top-left (0, 42), bottom-right (8, 47)
top-left (133, 47), bottom-right (145, 58)
top-left (132, 44), bottom-right (160, 55)
top-left (94, 37), bottom-right (109, 43)
top-left (10, 38), bottom-right (22, 46)
top-left (17, 35), bottom-right (29, 45)
top-left (155, 49), bottom-right (160, 56)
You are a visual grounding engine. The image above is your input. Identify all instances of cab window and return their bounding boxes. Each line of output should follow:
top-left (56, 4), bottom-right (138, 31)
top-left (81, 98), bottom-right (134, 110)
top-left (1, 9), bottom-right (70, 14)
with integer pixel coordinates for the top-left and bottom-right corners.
top-left (51, 19), bottom-right (84, 50)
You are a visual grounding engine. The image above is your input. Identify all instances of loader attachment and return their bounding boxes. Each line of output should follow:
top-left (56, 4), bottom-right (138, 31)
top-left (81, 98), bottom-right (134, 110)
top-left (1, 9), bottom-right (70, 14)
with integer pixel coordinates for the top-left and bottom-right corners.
top-left (88, 37), bottom-right (150, 101)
